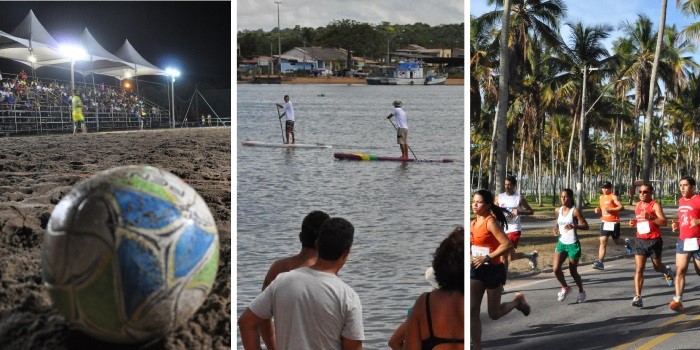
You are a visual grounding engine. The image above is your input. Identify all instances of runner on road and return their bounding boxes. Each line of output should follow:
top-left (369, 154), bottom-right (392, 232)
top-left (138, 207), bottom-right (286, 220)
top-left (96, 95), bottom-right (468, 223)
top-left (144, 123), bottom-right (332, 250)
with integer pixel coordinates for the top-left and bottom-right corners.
top-left (552, 188), bottom-right (589, 303)
top-left (471, 189), bottom-right (530, 350)
top-left (593, 181), bottom-right (632, 270)
top-left (628, 183), bottom-right (674, 308)
top-left (669, 176), bottom-right (700, 311)
top-left (495, 176), bottom-right (538, 274)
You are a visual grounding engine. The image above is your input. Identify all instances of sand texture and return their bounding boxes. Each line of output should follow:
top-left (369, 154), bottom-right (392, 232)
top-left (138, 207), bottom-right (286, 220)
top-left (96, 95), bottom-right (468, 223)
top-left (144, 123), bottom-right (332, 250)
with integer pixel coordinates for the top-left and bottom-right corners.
top-left (0, 127), bottom-right (231, 349)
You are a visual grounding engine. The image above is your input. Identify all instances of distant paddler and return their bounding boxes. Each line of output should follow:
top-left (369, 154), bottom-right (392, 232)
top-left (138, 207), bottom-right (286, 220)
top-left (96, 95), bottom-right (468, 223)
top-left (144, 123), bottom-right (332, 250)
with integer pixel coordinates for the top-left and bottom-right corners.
top-left (276, 95), bottom-right (295, 144)
top-left (386, 100), bottom-right (410, 159)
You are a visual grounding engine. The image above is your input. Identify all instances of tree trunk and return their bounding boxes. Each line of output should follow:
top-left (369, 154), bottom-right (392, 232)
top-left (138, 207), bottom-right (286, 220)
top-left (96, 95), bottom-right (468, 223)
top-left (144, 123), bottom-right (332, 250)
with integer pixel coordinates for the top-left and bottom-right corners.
top-left (566, 111), bottom-right (578, 189)
top-left (642, 0), bottom-right (667, 182)
top-left (494, 0), bottom-right (512, 194)
top-left (576, 66), bottom-right (589, 208)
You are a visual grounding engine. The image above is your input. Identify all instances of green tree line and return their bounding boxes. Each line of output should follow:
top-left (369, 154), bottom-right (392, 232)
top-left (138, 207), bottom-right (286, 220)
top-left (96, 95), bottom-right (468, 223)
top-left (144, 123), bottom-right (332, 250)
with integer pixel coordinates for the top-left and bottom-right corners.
top-left (237, 20), bottom-right (464, 60)
top-left (472, 0), bottom-right (700, 206)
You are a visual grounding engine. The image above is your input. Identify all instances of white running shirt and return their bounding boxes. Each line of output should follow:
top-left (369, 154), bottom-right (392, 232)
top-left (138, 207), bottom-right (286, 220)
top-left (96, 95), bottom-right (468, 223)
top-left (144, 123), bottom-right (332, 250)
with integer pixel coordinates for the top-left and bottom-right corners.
top-left (557, 206), bottom-right (578, 244)
top-left (497, 192), bottom-right (522, 233)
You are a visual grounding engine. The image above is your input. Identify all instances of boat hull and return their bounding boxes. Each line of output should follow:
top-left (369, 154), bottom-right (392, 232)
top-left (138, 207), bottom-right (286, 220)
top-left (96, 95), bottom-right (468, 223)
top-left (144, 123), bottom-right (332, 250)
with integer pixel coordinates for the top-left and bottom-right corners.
top-left (334, 152), bottom-right (454, 163)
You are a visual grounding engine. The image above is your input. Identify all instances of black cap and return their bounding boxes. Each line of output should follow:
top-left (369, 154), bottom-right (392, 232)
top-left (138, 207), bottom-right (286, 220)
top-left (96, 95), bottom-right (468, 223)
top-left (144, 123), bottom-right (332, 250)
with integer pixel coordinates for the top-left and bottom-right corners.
top-left (600, 181), bottom-right (613, 189)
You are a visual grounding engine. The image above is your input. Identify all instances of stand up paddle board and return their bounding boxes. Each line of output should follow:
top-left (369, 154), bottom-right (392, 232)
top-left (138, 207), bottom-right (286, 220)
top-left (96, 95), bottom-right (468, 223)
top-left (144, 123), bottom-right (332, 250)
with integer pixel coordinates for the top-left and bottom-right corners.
top-left (243, 140), bottom-right (332, 149)
top-left (334, 152), bottom-right (454, 163)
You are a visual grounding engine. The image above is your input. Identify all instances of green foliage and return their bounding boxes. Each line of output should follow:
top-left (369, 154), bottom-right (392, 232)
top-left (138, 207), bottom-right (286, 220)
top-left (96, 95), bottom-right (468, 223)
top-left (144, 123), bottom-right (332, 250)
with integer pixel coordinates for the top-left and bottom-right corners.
top-left (237, 21), bottom-right (464, 59)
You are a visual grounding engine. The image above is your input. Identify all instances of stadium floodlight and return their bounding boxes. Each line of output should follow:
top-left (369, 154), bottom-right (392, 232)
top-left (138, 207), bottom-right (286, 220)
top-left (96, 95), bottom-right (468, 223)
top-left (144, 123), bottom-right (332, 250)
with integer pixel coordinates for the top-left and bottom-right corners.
top-left (166, 68), bottom-right (181, 128)
top-left (59, 44), bottom-right (88, 94)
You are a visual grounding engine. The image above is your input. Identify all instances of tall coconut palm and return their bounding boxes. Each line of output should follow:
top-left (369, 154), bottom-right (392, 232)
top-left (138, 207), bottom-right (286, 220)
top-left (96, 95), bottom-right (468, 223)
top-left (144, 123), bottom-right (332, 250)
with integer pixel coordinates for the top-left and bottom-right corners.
top-left (614, 14), bottom-right (667, 185)
top-left (480, 0), bottom-right (567, 86)
top-left (546, 20), bottom-right (614, 206)
top-left (494, 0), bottom-right (513, 194)
top-left (641, 0), bottom-right (668, 182)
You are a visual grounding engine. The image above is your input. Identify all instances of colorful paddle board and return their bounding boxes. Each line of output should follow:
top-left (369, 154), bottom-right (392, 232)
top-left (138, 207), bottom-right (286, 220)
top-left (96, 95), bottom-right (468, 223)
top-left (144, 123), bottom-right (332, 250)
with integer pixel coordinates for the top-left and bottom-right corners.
top-left (333, 152), bottom-right (454, 163)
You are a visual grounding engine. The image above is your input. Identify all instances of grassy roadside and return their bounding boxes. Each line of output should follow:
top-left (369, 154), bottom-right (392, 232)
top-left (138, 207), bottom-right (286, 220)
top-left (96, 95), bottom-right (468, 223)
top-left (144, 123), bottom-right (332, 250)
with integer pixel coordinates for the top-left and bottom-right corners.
top-left (482, 196), bottom-right (681, 279)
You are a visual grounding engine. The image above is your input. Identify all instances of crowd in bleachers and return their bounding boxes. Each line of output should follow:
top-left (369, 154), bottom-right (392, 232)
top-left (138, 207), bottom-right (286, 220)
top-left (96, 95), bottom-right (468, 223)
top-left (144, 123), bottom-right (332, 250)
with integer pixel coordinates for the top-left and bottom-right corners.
top-left (0, 69), bottom-right (161, 118)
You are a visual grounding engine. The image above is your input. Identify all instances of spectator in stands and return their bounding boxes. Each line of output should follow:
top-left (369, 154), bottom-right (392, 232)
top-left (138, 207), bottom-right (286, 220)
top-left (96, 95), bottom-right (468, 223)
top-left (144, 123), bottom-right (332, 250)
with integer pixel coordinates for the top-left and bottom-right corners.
top-left (207, 114), bottom-right (212, 127)
top-left (19, 69), bottom-right (27, 81)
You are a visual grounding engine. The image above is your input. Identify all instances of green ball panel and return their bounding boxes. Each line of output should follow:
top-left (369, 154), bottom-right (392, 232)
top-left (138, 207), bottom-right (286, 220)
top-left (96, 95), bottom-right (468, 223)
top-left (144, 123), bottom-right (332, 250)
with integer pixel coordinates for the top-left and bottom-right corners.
top-left (76, 255), bottom-right (123, 333)
top-left (187, 241), bottom-right (219, 289)
top-left (47, 287), bottom-right (75, 321)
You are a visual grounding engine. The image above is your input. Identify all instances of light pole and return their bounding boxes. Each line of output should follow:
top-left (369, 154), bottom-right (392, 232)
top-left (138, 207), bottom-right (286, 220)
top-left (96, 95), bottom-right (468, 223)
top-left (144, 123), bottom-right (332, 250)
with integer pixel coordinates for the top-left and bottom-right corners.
top-left (59, 44), bottom-right (87, 94)
top-left (576, 66), bottom-right (630, 208)
top-left (165, 68), bottom-right (180, 128)
top-left (275, 1), bottom-right (282, 77)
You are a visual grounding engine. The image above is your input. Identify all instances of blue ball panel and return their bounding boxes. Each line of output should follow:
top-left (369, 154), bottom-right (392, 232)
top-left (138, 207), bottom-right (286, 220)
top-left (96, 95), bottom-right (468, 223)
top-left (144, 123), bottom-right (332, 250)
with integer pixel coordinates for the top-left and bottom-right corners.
top-left (112, 189), bottom-right (180, 229)
top-left (118, 237), bottom-right (164, 318)
top-left (174, 225), bottom-right (215, 278)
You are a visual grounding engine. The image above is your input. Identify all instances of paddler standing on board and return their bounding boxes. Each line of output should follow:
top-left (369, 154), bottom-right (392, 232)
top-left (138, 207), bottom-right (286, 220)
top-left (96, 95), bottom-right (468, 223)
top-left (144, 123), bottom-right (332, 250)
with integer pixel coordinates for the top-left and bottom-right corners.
top-left (276, 95), bottom-right (295, 144)
top-left (386, 100), bottom-right (409, 159)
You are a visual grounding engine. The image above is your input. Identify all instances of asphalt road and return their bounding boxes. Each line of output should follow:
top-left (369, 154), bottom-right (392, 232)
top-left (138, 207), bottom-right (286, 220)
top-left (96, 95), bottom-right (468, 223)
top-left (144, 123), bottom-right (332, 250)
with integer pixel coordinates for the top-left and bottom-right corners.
top-left (476, 246), bottom-right (700, 349)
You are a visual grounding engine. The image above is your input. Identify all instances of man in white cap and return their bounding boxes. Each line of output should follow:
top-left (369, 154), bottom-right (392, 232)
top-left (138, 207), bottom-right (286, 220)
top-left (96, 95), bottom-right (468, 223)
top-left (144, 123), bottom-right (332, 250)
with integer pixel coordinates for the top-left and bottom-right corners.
top-left (387, 100), bottom-right (409, 159)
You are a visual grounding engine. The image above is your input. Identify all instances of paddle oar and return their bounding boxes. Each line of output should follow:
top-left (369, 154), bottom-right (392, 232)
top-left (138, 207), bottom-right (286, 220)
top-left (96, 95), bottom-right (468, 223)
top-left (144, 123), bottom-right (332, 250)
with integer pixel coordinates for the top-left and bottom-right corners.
top-left (276, 105), bottom-right (285, 143)
top-left (387, 118), bottom-right (418, 159)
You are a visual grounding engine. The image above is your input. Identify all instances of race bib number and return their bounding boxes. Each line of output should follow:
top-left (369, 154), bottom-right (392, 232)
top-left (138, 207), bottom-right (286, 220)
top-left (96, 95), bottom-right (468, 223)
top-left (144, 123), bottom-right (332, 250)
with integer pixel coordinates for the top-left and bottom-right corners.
top-left (684, 238), bottom-right (700, 252)
top-left (603, 222), bottom-right (616, 231)
top-left (471, 245), bottom-right (490, 257)
top-left (636, 221), bottom-right (650, 234)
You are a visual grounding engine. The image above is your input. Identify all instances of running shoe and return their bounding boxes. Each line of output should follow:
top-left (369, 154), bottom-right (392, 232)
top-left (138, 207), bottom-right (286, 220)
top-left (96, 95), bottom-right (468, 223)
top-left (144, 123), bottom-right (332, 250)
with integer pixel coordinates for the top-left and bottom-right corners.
top-left (557, 286), bottom-right (571, 302)
top-left (577, 291), bottom-right (587, 303)
top-left (625, 238), bottom-right (633, 255)
top-left (632, 295), bottom-right (643, 307)
top-left (665, 267), bottom-right (674, 287)
top-left (528, 251), bottom-right (539, 270)
top-left (669, 296), bottom-right (684, 311)
top-left (592, 261), bottom-right (605, 270)
top-left (513, 292), bottom-right (531, 316)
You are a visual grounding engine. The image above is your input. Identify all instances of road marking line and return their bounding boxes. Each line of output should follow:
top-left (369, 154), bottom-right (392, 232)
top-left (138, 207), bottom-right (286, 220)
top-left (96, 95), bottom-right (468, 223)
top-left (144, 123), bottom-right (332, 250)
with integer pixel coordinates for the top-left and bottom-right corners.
top-left (611, 313), bottom-right (688, 350)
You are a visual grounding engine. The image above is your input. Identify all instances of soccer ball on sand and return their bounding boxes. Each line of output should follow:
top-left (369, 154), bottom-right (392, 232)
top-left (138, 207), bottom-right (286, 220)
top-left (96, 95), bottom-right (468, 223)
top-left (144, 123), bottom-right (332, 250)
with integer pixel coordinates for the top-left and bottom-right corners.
top-left (42, 165), bottom-right (219, 343)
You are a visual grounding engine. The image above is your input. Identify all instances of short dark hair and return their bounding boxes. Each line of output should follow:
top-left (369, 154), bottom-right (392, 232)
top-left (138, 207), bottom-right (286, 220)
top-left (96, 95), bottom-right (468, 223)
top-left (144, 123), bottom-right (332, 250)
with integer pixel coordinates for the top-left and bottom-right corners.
top-left (681, 176), bottom-right (696, 187)
top-left (640, 183), bottom-right (654, 192)
top-left (505, 175), bottom-right (517, 185)
top-left (299, 210), bottom-right (330, 248)
top-left (316, 217), bottom-right (354, 261)
top-left (432, 226), bottom-right (464, 293)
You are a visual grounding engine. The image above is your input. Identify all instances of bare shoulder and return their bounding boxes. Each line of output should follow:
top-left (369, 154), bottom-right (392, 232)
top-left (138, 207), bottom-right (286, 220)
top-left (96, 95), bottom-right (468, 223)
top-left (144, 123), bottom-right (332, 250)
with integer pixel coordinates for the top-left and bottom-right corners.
top-left (263, 256), bottom-right (304, 288)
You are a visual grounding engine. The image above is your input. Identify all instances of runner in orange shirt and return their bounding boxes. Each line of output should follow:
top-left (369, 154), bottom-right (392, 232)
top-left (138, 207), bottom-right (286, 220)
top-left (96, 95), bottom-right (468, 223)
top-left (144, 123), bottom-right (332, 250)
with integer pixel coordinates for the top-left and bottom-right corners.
top-left (592, 181), bottom-right (631, 270)
top-left (470, 189), bottom-right (530, 350)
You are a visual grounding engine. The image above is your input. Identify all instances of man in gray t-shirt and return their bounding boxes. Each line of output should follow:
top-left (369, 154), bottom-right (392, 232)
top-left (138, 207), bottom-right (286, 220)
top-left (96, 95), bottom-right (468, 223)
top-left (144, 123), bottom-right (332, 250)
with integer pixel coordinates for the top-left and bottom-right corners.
top-left (239, 217), bottom-right (364, 350)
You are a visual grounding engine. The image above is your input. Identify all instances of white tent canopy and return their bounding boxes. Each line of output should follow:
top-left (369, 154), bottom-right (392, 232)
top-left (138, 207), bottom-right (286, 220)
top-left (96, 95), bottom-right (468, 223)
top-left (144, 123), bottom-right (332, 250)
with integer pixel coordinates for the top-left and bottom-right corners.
top-left (0, 10), bottom-right (167, 80)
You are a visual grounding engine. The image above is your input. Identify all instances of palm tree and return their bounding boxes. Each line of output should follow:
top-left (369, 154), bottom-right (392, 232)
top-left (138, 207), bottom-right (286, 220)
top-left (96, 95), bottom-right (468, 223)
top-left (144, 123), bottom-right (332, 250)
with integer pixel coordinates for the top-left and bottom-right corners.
top-left (614, 14), bottom-right (665, 185)
top-left (641, 0), bottom-right (668, 182)
top-left (494, 0), bottom-right (513, 194)
top-left (546, 20), bottom-right (614, 206)
top-left (479, 0), bottom-right (567, 191)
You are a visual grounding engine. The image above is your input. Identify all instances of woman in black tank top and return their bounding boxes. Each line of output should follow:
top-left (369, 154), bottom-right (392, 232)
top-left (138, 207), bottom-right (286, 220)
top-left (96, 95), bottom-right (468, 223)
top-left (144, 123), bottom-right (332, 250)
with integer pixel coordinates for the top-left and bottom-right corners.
top-left (403, 227), bottom-right (464, 349)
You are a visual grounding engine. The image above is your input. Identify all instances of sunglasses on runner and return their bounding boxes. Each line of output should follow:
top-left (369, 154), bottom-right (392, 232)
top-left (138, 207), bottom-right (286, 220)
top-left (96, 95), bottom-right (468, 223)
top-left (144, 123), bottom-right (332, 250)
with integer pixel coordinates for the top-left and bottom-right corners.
top-left (639, 190), bottom-right (650, 194)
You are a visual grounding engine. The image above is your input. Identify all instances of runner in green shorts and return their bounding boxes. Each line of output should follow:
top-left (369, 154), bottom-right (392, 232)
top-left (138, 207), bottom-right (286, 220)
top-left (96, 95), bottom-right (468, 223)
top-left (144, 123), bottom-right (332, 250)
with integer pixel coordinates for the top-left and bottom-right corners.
top-left (552, 189), bottom-right (589, 303)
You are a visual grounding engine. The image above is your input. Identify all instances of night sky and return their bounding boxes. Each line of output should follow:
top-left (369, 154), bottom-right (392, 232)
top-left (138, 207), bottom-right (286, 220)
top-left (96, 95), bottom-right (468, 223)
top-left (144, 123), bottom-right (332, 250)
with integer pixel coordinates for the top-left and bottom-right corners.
top-left (0, 1), bottom-right (231, 89)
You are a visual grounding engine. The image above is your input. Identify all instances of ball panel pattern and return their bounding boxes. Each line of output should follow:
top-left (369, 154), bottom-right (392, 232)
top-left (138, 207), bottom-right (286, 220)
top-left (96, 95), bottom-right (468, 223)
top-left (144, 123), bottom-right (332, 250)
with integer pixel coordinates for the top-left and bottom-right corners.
top-left (42, 165), bottom-right (219, 343)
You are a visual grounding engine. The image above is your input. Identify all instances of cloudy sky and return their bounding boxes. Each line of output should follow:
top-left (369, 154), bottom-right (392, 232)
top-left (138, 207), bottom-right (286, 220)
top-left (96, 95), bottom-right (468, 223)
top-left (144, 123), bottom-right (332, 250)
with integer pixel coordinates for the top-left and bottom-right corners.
top-left (236, 0), bottom-right (464, 31)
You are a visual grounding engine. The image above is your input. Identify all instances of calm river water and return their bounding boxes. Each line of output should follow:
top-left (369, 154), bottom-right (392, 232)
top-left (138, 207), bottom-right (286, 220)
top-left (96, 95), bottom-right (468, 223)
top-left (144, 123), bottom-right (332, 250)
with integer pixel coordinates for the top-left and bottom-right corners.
top-left (236, 83), bottom-right (464, 349)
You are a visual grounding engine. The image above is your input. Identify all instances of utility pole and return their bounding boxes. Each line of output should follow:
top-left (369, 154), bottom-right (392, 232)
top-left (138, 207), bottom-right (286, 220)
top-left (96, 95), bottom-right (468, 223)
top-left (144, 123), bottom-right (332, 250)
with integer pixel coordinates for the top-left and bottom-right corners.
top-left (275, 1), bottom-right (282, 77)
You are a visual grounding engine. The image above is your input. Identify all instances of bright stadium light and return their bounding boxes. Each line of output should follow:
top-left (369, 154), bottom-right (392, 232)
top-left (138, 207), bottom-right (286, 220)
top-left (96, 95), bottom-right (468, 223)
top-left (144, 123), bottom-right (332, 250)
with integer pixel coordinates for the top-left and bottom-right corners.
top-left (166, 67), bottom-right (181, 128)
top-left (59, 44), bottom-right (88, 94)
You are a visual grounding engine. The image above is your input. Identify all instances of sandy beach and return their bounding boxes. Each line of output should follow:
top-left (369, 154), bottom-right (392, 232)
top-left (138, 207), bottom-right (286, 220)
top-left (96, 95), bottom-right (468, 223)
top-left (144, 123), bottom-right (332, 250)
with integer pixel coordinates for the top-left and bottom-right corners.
top-left (0, 127), bottom-right (231, 349)
top-left (238, 76), bottom-right (465, 85)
